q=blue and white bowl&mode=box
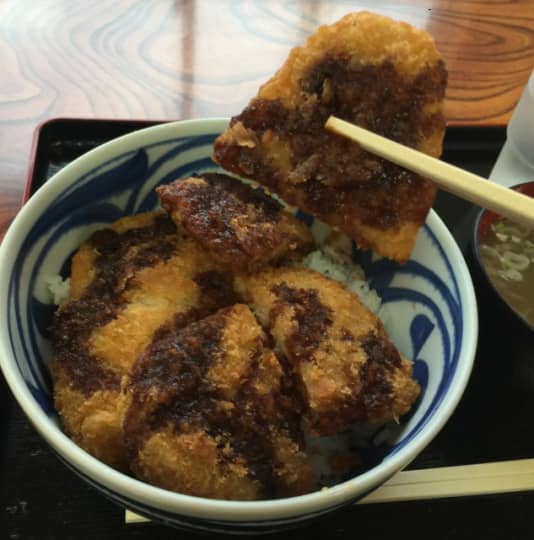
[0,118,478,534]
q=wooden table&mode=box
[1,0,534,236]
[1,1,534,538]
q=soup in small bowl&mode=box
[474,181,534,331]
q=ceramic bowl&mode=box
[473,181,534,332]
[0,118,478,534]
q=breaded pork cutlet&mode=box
[235,267,420,435]
[124,304,313,500]
[51,212,237,469]
[157,173,314,273]
[213,12,447,263]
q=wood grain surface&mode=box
[1,3,534,538]
[1,0,533,235]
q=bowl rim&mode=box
[0,117,479,522]
[472,180,534,333]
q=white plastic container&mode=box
[489,71,534,187]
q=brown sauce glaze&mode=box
[157,173,313,272]
[203,173,282,220]
[193,270,241,311]
[348,331,402,420]
[52,215,179,396]
[304,331,403,431]
[216,57,446,229]
[218,345,277,494]
[126,307,303,497]
[270,283,333,361]
[361,332,402,369]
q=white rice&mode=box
[46,275,70,306]
[302,231,382,314]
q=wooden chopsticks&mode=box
[325,116,534,229]
[125,458,534,523]
[360,458,534,504]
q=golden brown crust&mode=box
[52,173,422,496]
[234,267,420,434]
[136,429,261,500]
[51,212,236,469]
[258,11,443,118]
[69,212,163,300]
[125,304,313,499]
[157,173,314,273]
[87,238,225,375]
[213,11,447,262]
[51,363,131,470]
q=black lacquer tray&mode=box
[2,118,534,539]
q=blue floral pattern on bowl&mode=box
[0,119,477,533]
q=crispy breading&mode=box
[213,11,447,262]
[124,304,313,499]
[69,211,162,301]
[51,212,236,469]
[234,267,420,435]
[157,173,314,273]
[51,364,131,470]
[52,161,424,494]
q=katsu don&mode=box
[50,9,438,491]
[213,11,447,263]
[234,267,420,435]
[157,173,314,273]
[51,212,237,469]
[124,304,314,499]
[50,191,421,496]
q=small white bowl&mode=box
[473,181,534,333]
[0,118,478,534]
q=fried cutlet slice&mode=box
[234,267,420,435]
[213,12,447,263]
[124,304,314,500]
[157,173,314,273]
[51,212,237,469]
